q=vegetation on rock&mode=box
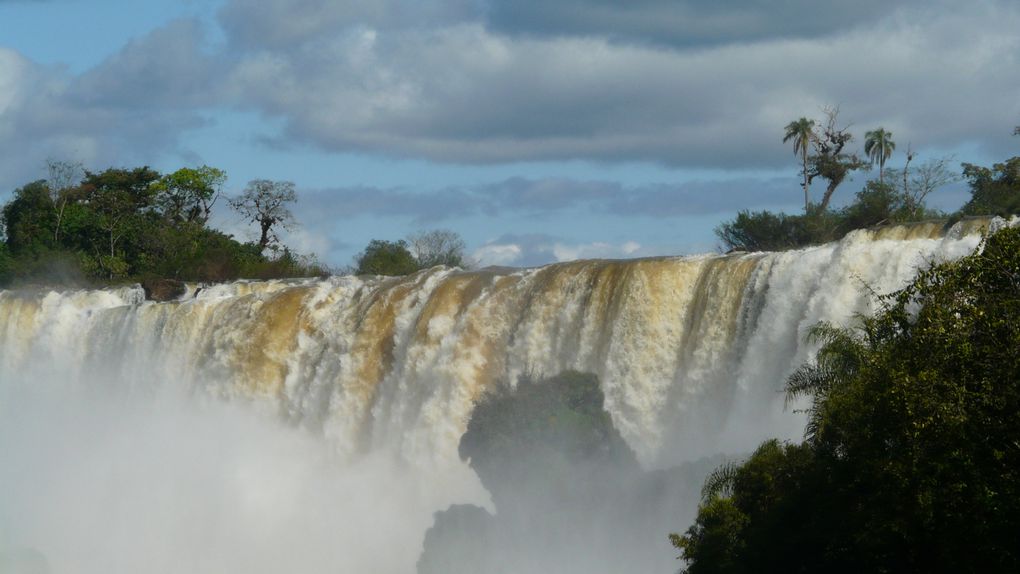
[673,225,1020,573]
[420,371,720,574]
[0,165,325,288]
[353,230,471,276]
[716,119,1015,252]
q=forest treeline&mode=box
[674,121,1020,572]
[672,223,1020,573]
[716,115,1020,252]
[0,164,328,288]
[0,161,476,287]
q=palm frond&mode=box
[701,461,740,502]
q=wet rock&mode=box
[141,278,185,302]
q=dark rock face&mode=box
[141,278,186,302]
[418,371,721,574]
[417,505,496,574]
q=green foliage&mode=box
[420,371,694,574]
[459,370,638,499]
[837,180,905,231]
[80,167,161,221]
[714,208,841,252]
[674,226,1020,573]
[959,157,1020,216]
[783,118,815,159]
[1,165,323,288]
[669,497,747,574]
[864,128,895,183]
[0,243,14,285]
[716,179,947,252]
[2,181,57,256]
[354,239,420,276]
[803,107,869,211]
[408,229,469,268]
[152,165,226,225]
[784,117,816,211]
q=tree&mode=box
[354,239,419,276]
[673,226,1020,573]
[806,106,868,211]
[407,229,469,268]
[715,210,802,252]
[959,156,1020,216]
[153,166,226,225]
[864,128,895,184]
[2,180,56,255]
[714,208,840,252]
[783,118,816,212]
[78,167,160,277]
[45,159,84,243]
[1,165,329,287]
[229,179,297,254]
[885,154,958,217]
[837,180,903,231]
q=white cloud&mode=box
[212,0,1020,167]
[621,241,641,255]
[552,241,644,262]
[278,227,334,261]
[474,234,649,267]
[2,0,1019,192]
[0,49,27,115]
[473,243,523,267]
[0,21,216,191]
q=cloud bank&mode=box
[1,0,1018,191]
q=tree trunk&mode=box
[802,147,810,212]
[258,220,272,254]
[819,181,840,212]
[54,198,67,243]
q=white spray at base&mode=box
[0,218,1006,573]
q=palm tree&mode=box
[784,118,816,212]
[864,128,895,184]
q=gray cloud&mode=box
[2,0,1019,193]
[482,0,936,47]
[0,20,216,190]
[478,177,621,215]
[293,186,479,226]
[289,175,800,229]
[215,0,1020,167]
[72,19,224,108]
[218,0,479,49]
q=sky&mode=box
[1,0,1018,268]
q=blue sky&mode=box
[1,0,1018,267]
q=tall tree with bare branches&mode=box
[806,106,868,211]
[229,180,297,254]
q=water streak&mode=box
[1,219,1004,468]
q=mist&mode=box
[0,221,995,573]
[0,380,488,574]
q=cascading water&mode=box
[0,217,1004,573]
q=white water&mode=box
[0,218,1003,573]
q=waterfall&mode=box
[0,218,1003,574]
[0,219,998,466]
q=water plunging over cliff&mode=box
[0,218,1004,573]
[1,218,1000,465]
